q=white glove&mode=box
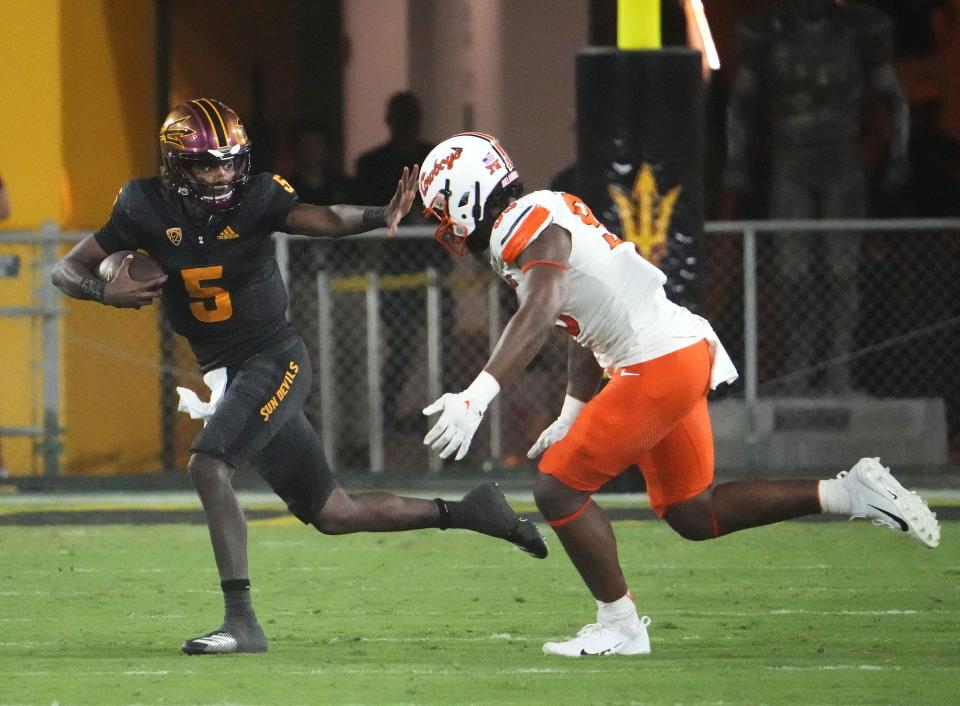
[423,372,500,461]
[526,394,587,459]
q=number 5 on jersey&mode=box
[182,265,233,322]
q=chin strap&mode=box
[472,181,482,225]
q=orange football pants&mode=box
[539,339,714,517]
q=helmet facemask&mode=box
[163,147,251,213]
[423,179,482,256]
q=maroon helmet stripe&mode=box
[199,98,231,146]
[190,99,227,148]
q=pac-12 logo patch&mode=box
[166,227,183,246]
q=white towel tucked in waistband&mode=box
[705,331,739,390]
[176,367,228,424]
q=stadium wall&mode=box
[0,0,162,476]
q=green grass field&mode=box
[1,505,957,706]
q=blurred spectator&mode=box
[287,120,352,205]
[901,0,960,217]
[353,92,448,430]
[353,92,432,217]
[723,0,909,396]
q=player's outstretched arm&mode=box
[483,226,572,385]
[284,164,420,239]
[51,235,166,308]
[423,225,572,461]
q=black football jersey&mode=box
[94,173,300,371]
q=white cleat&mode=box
[181,630,240,655]
[839,457,941,548]
[543,617,652,657]
[180,622,268,655]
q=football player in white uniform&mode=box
[418,133,941,657]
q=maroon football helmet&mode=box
[159,98,252,212]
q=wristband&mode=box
[464,371,501,409]
[80,277,105,303]
[362,206,387,228]
[558,394,586,423]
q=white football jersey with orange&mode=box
[488,190,738,389]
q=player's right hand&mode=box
[422,391,486,461]
[103,254,167,309]
[526,417,574,459]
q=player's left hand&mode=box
[526,417,574,459]
[527,394,586,458]
[385,164,421,237]
[422,391,486,460]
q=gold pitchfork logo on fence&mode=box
[608,163,682,266]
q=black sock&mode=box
[435,498,452,530]
[221,579,256,623]
[435,498,509,537]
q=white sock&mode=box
[596,593,641,630]
[818,478,852,514]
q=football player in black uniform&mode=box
[51,98,547,655]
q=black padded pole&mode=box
[575,47,704,309]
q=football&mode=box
[97,250,165,282]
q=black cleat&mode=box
[181,622,268,655]
[504,515,550,559]
[460,483,548,559]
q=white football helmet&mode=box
[419,132,519,255]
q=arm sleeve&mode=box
[92,183,143,253]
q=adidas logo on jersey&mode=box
[218,226,240,240]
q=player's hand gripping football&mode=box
[104,254,167,309]
[384,164,421,236]
[422,391,487,461]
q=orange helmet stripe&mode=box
[459,132,514,170]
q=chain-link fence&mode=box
[2,219,959,480]
[702,219,960,471]
[278,229,568,478]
